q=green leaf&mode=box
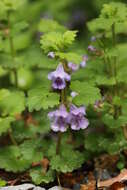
[71,81,101,106]
[55,52,82,64]
[0,146,30,172]
[0,116,15,136]
[0,0,27,11]
[101,3,127,23]
[40,30,77,53]
[63,30,77,46]
[20,139,43,163]
[0,178,7,187]
[85,134,99,152]
[0,54,23,69]
[96,75,116,86]
[88,18,113,33]
[38,19,65,33]
[50,149,84,173]
[30,168,55,184]
[88,2,127,33]
[10,21,29,37]
[40,32,64,53]
[3,32,32,52]
[0,89,25,116]
[27,86,59,111]
[102,114,127,129]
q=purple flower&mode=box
[88,45,96,52]
[48,64,71,90]
[68,104,89,130]
[47,51,55,59]
[68,62,79,72]
[71,91,78,98]
[48,104,68,132]
[80,55,88,68]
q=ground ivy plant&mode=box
[0,0,127,186]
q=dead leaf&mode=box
[98,169,127,188]
[41,158,50,174]
[80,172,96,190]
[109,182,124,190]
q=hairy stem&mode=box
[55,62,68,155]
[7,12,18,146]
[8,129,18,146]
[56,132,62,155]
[7,12,18,87]
[112,23,120,119]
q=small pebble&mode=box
[48,186,62,190]
[100,169,111,180]
[82,176,89,184]
[0,184,45,190]
[73,183,81,190]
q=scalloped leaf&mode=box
[71,81,101,106]
[102,114,127,129]
[40,30,77,53]
[0,89,25,116]
[20,139,43,163]
[55,52,82,64]
[0,146,30,172]
[88,2,127,33]
[30,168,55,184]
[27,87,59,112]
[50,149,84,173]
[0,116,15,136]
[38,19,65,33]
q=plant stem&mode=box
[7,12,18,87]
[8,129,18,146]
[56,132,62,155]
[112,23,120,119]
[56,173,61,187]
[7,12,18,146]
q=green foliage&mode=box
[0,116,14,136]
[38,19,65,33]
[0,178,7,187]
[88,2,127,33]
[0,0,127,185]
[102,114,127,129]
[50,145,85,173]
[56,52,82,64]
[71,81,101,106]
[0,89,25,116]
[50,150,84,173]
[27,86,59,111]
[30,168,55,185]
[40,30,77,53]
[0,139,44,172]
[0,146,30,172]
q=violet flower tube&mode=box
[48,64,71,90]
[48,104,69,132]
[68,104,89,130]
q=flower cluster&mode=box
[48,104,89,132]
[47,59,89,132]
